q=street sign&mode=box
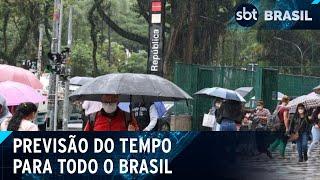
[148,0,165,77]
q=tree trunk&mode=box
[163,1,187,78]
[88,5,99,76]
[2,7,10,53]
[184,0,197,64]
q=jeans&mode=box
[220,119,237,131]
[308,126,320,155]
[296,132,308,159]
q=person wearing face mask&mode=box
[209,98,222,131]
[253,101,271,131]
[83,94,138,131]
[1,102,38,131]
[240,110,253,131]
[308,107,320,157]
[289,103,311,162]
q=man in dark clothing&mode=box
[132,102,159,131]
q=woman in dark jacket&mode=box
[218,100,242,131]
[290,103,312,162]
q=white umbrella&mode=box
[251,92,285,101]
[235,87,253,98]
[313,84,320,94]
[195,87,246,102]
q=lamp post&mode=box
[274,37,320,94]
[274,37,303,76]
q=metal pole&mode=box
[274,37,303,94]
[53,0,63,131]
[62,6,73,131]
[54,75,59,131]
[108,24,111,67]
[58,0,63,54]
[48,0,60,131]
[37,24,44,79]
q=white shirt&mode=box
[144,104,159,131]
[1,119,39,131]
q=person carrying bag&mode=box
[288,103,311,162]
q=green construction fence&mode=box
[173,62,320,131]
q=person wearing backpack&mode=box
[83,95,138,131]
[268,96,290,158]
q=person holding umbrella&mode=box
[217,100,243,131]
[194,87,245,131]
[208,98,222,131]
[83,94,139,131]
[70,73,192,131]
[0,95,12,125]
[289,103,311,162]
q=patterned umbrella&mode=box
[0,64,43,89]
[287,92,320,113]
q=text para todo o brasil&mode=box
[12,135,173,175]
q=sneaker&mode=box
[307,151,311,157]
[298,158,303,162]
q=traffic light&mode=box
[47,47,71,76]
[22,59,37,72]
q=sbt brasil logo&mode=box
[235,3,313,27]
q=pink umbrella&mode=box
[0,81,47,106]
[0,64,43,89]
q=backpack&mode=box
[87,111,131,131]
[267,107,281,131]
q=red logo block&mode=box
[152,1,162,12]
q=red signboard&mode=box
[152,1,162,12]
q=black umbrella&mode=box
[69,73,192,103]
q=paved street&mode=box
[236,142,320,180]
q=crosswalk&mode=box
[237,142,320,180]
